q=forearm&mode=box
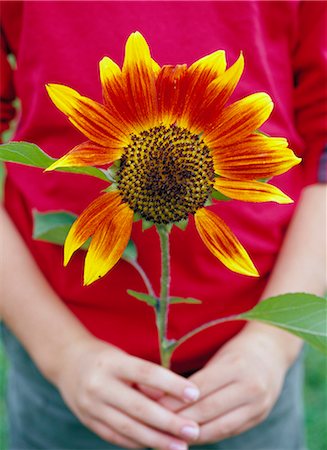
[241,183,326,365]
[0,205,93,382]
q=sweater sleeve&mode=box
[292,1,327,185]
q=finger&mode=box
[103,380,200,442]
[159,394,185,411]
[198,404,264,443]
[178,381,251,424]
[187,359,238,399]
[137,383,165,400]
[86,417,142,448]
[159,362,238,414]
[118,355,200,403]
[97,403,191,450]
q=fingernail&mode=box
[169,442,188,450]
[183,386,200,402]
[181,424,200,440]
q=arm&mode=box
[160,183,326,443]
[0,205,202,449]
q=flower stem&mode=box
[156,225,172,368]
[128,258,155,297]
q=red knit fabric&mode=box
[1,1,326,373]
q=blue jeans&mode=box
[1,324,306,450]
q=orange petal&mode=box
[122,32,158,128]
[195,208,259,277]
[84,201,133,285]
[178,50,226,129]
[205,92,273,147]
[46,140,123,170]
[156,64,187,125]
[46,84,129,147]
[212,133,301,180]
[214,178,293,204]
[64,191,123,266]
[191,53,244,133]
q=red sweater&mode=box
[1,1,326,373]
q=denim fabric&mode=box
[1,324,306,450]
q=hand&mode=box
[54,335,201,449]
[159,324,301,444]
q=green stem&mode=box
[173,314,240,351]
[156,225,172,368]
[127,258,155,297]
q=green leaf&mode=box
[33,210,76,246]
[122,240,138,261]
[105,160,120,180]
[127,290,157,306]
[211,189,231,201]
[133,213,142,223]
[0,142,109,181]
[170,296,202,305]
[142,219,154,231]
[174,218,189,231]
[240,293,327,355]
[0,162,6,202]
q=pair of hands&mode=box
[55,325,293,450]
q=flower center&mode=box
[117,124,215,224]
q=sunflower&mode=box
[46,32,300,285]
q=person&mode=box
[0,1,326,449]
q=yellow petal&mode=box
[214,178,293,204]
[212,133,301,179]
[46,84,129,146]
[195,208,259,277]
[84,201,133,285]
[122,32,158,127]
[151,58,161,75]
[189,50,227,76]
[205,92,274,147]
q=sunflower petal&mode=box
[64,191,122,265]
[214,178,293,204]
[156,64,188,124]
[46,140,123,171]
[212,133,301,179]
[151,58,161,75]
[99,56,138,132]
[192,53,244,133]
[46,84,128,146]
[195,208,259,277]
[122,32,158,127]
[179,50,226,128]
[190,50,227,74]
[84,201,133,285]
[205,92,274,147]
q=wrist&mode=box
[38,326,95,385]
[240,322,303,369]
